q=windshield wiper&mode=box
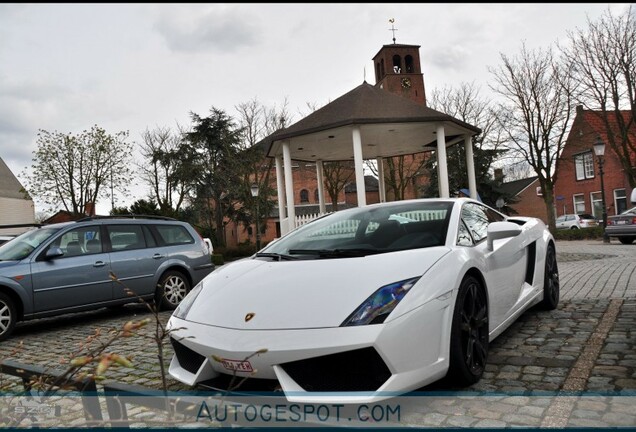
[288,248,381,258]
[254,252,298,261]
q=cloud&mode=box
[154,5,260,53]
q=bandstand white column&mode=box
[436,125,450,198]
[275,155,287,233]
[376,157,386,203]
[352,126,367,206]
[464,134,478,200]
[316,160,326,214]
[282,141,295,233]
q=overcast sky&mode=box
[0,3,629,215]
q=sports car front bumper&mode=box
[167,298,453,403]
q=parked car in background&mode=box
[555,213,598,229]
[203,237,213,255]
[168,198,559,403]
[606,207,636,244]
[0,216,215,341]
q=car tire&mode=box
[0,292,17,341]
[156,271,190,311]
[570,226,579,230]
[618,237,634,245]
[539,243,560,310]
[447,275,489,386]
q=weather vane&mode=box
[389,18,398,44]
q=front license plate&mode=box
[220,358,253,372]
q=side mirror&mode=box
[631,188,636,204]
[45,246,64,259]
[487,221,522,251]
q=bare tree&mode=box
[137,125,192,215]
[323,161,355,210]
[235,98,291,238]
[489,43,575,230]
[561,6,636,187]
[425,82,508,205]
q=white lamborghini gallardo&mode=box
[167,198,559,403]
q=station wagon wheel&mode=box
[540,243,560,310]
[0,292,17,341]
[447,275,488,386]
[156,271,190,310]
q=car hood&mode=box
[183,247,450,330]
[0,261,19,269]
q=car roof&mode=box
[43,215,185,230]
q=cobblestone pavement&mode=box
[0,239,634,428]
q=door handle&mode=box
[153,254,165,259]
[93,261,106,267]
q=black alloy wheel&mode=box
[540,243,560,310]
[447,276,489,386]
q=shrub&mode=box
[552,226,604,240]
[211,254,224,266]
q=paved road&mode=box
[0,239,633,427]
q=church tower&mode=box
[372,43,426,106]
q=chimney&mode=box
[576,104,584,115]
[494,168,504,184]
[85,202,96,216]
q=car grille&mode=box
[280,347,391,392]
[170,337,206,374]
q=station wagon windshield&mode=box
[0,227,61,261]
[261,201,453,259]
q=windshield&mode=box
[262,201,453,259]
[620,207,636,215]
[0,227,61,261]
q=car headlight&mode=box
[341,277,421,326]
[173,282,204,319]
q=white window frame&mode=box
[614,189,627,215]
[574,152,595,180]
[590,191,602,219]
[573,194,585,214]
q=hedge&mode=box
[552,226,604,240]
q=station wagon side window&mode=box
[48,226,103,258]
[153,225,194,246]
[107,225,146,251]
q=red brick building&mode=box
[554,106,634,220]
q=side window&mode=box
[154,225,194,246]
[461,203,489,243]
[50,226,102,258]
[457,220,474,246]
[107,225,146,251]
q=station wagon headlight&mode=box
[341,277,421,326]
[173,282,203,319]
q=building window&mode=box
[574,152,595,180]
[590,192,602,219]
[615,189,627,215]
[392,55,402,73]
[405,55,414,73]
[573,194,585,214]
[300,189,309,203]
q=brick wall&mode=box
[554,108,632,219]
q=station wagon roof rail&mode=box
[75,215,177,222]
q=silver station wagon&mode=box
[0,216,215,340]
